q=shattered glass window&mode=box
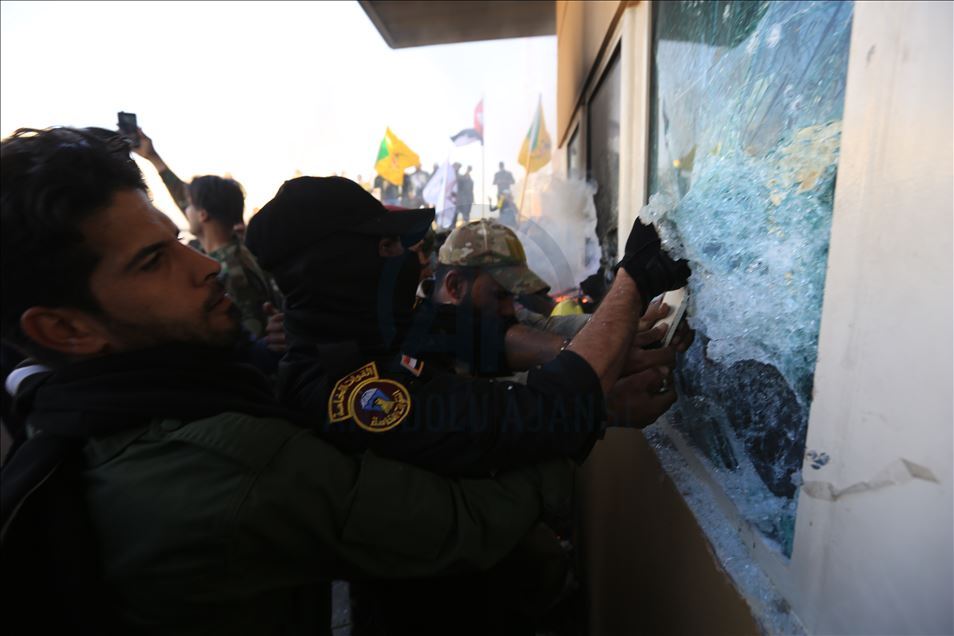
[645,0,854,556]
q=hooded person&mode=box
[245,176,690,634]
[245,176,618,477]
[246,177,601,633]
[246,177,429,356]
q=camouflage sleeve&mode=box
[218,244,283,338]
[221,259,266,337]
[541,314,591,339]
[159,168,190,214]
[515,307,590,340]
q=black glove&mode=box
[615,218,691,304]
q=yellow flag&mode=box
[375,128,420,186]
[517,99,552,174]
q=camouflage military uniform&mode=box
[159,167,191,213]
[208,238,282,338]
[158,168,282,338]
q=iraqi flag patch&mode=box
[400,354,424,377]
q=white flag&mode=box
[423,161,458,228]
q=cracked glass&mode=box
[646,0,854,556]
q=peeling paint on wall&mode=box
[801,459,940,502]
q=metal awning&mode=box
[358,0,555,49]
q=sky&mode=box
[0,0,556,227]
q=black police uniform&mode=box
[279,299,607,477]
[279,300,600,636]
[246,177,611,634]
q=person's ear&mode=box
[444,270,467,302]
[198,208,210,223]
[19,307,109,358]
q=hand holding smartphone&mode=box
[117,111,140,149]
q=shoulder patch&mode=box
[351,378,411,433]
[329,362,378,422]
[328,362,412,433]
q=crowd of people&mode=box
[0,124,692,635]
[363,159,520,230]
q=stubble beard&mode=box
[100,303,243,353]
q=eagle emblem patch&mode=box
[328,362,412,433]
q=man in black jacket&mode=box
[245,176,691,633]
[247,176,690,477]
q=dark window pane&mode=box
[588,48,622,273]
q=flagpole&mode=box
[517,95,541,222]
[439,157,448,228]
[518,142,531,221]
[480,94,485,217]
[517,100,536,222]
[481,149,486,220]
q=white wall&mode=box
[789,2,954,634]
[616,3,650,255]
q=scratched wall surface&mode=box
[645,0,854,556]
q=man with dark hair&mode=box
[0,127,576,634]
[186,174,245,238]
[133,129,281,339]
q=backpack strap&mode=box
[1,431,117,634]
[1,430,76,539]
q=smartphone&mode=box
[654,287,689,347]
[117,112,140,148]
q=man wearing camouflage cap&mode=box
[430,219,592,371]
[436,218,549,304]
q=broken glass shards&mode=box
[647,0,854,556]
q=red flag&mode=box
[474,99,484,140]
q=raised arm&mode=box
[564,269,643,394]
[567,218,691,394]
[132,128,190,216]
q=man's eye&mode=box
[141,253,163,271]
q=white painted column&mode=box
[789,2,954,633]
[616,1,652,254]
